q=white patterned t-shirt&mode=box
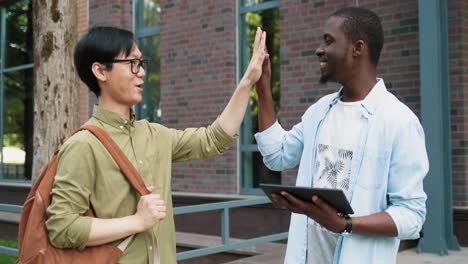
[307,99,363,264]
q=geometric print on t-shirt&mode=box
[314,144,353,191]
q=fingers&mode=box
[311,195,337,214]
[139,194,166,216]
[259,30,266,53]
[280,192,321,216]
[147,186,155,193]
[253,27,262,52]
[241,27,267,85]
[253,27,266,55]
[261,54,270,72]
[281,191,304,205]
[272,193,292,210]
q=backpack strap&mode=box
[72,125,150,196]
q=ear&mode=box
[91,62,108,82]
[352,40,365,57]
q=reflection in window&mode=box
[135,0,161,122]
[142,0,160,28]
[241,0,275,8]
[0,0,33,180]
[2,69,33,180]
[4,0,33,68]
[138,35,161,122]
[244,8,281,142]
[240,2,280,191]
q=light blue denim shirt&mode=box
[255,79,429,264]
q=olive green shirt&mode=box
[45,105,236,264]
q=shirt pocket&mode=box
[356,146,390,190]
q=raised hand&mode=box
[256,48,271,93]
[241,27,267,86]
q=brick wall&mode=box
[279,0,422,185]
[83,0,468,200]
[448,0,468,207]
[77,0,89,125]
[87,0,134,117]
[159,0,238,193]
[89,0,133,30]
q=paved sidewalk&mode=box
[225,245,468,264]
[397,247,468,264]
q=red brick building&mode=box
[0,0,467,252]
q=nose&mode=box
[137,65,146,78]
[316,45,325,57]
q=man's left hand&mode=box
[272,192,346,233]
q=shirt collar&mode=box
[92,105,135,128]
[331,78,387,116]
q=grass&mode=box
[0,240,18,264]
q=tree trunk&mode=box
[32,0,79,181]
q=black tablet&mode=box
[260,183,354,215]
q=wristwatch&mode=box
[341,214,353,235]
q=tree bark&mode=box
[32,0,79,181]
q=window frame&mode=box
[237,0,279,195]
[0,4,34,183]
[133,0,161,121]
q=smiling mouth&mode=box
[319,62,327,71]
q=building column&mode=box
[417,0,460,255]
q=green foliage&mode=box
[142,0,160,27]
[138,35,161,123]
[244,7,281,137]
[1,0,33,179]
[136,0,161,123]
[2,0,32,148]
[4,0,32,67]
[0,240,18,264]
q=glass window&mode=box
[137,35,161,122]
[135,0,161,122]
[4,0,33,68]
[241,0,275,7]
[239,0,280,194]
[2,69,33,180]
[142,0,160,28]
[0,0,33,181]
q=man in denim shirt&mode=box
[254,7,428,264]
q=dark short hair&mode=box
[331,7,384,66]
[74,26,135,96]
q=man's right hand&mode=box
[256,51,271,94]
[253,45,276,132]
[135,189,166,231]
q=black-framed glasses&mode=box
[106,58,147,74]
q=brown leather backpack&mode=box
[17,125,150,264]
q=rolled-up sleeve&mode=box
[171,120,237,162]
[45,137,95,250]
[254,121,304,171]
[385,118,429,240]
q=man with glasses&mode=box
[106,58,147,75]
[45,26,268,264]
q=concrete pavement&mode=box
[224,245,468,264]
[397,247,468,264]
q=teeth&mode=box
[320,62,326,67]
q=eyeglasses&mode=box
[106,58,147,74]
